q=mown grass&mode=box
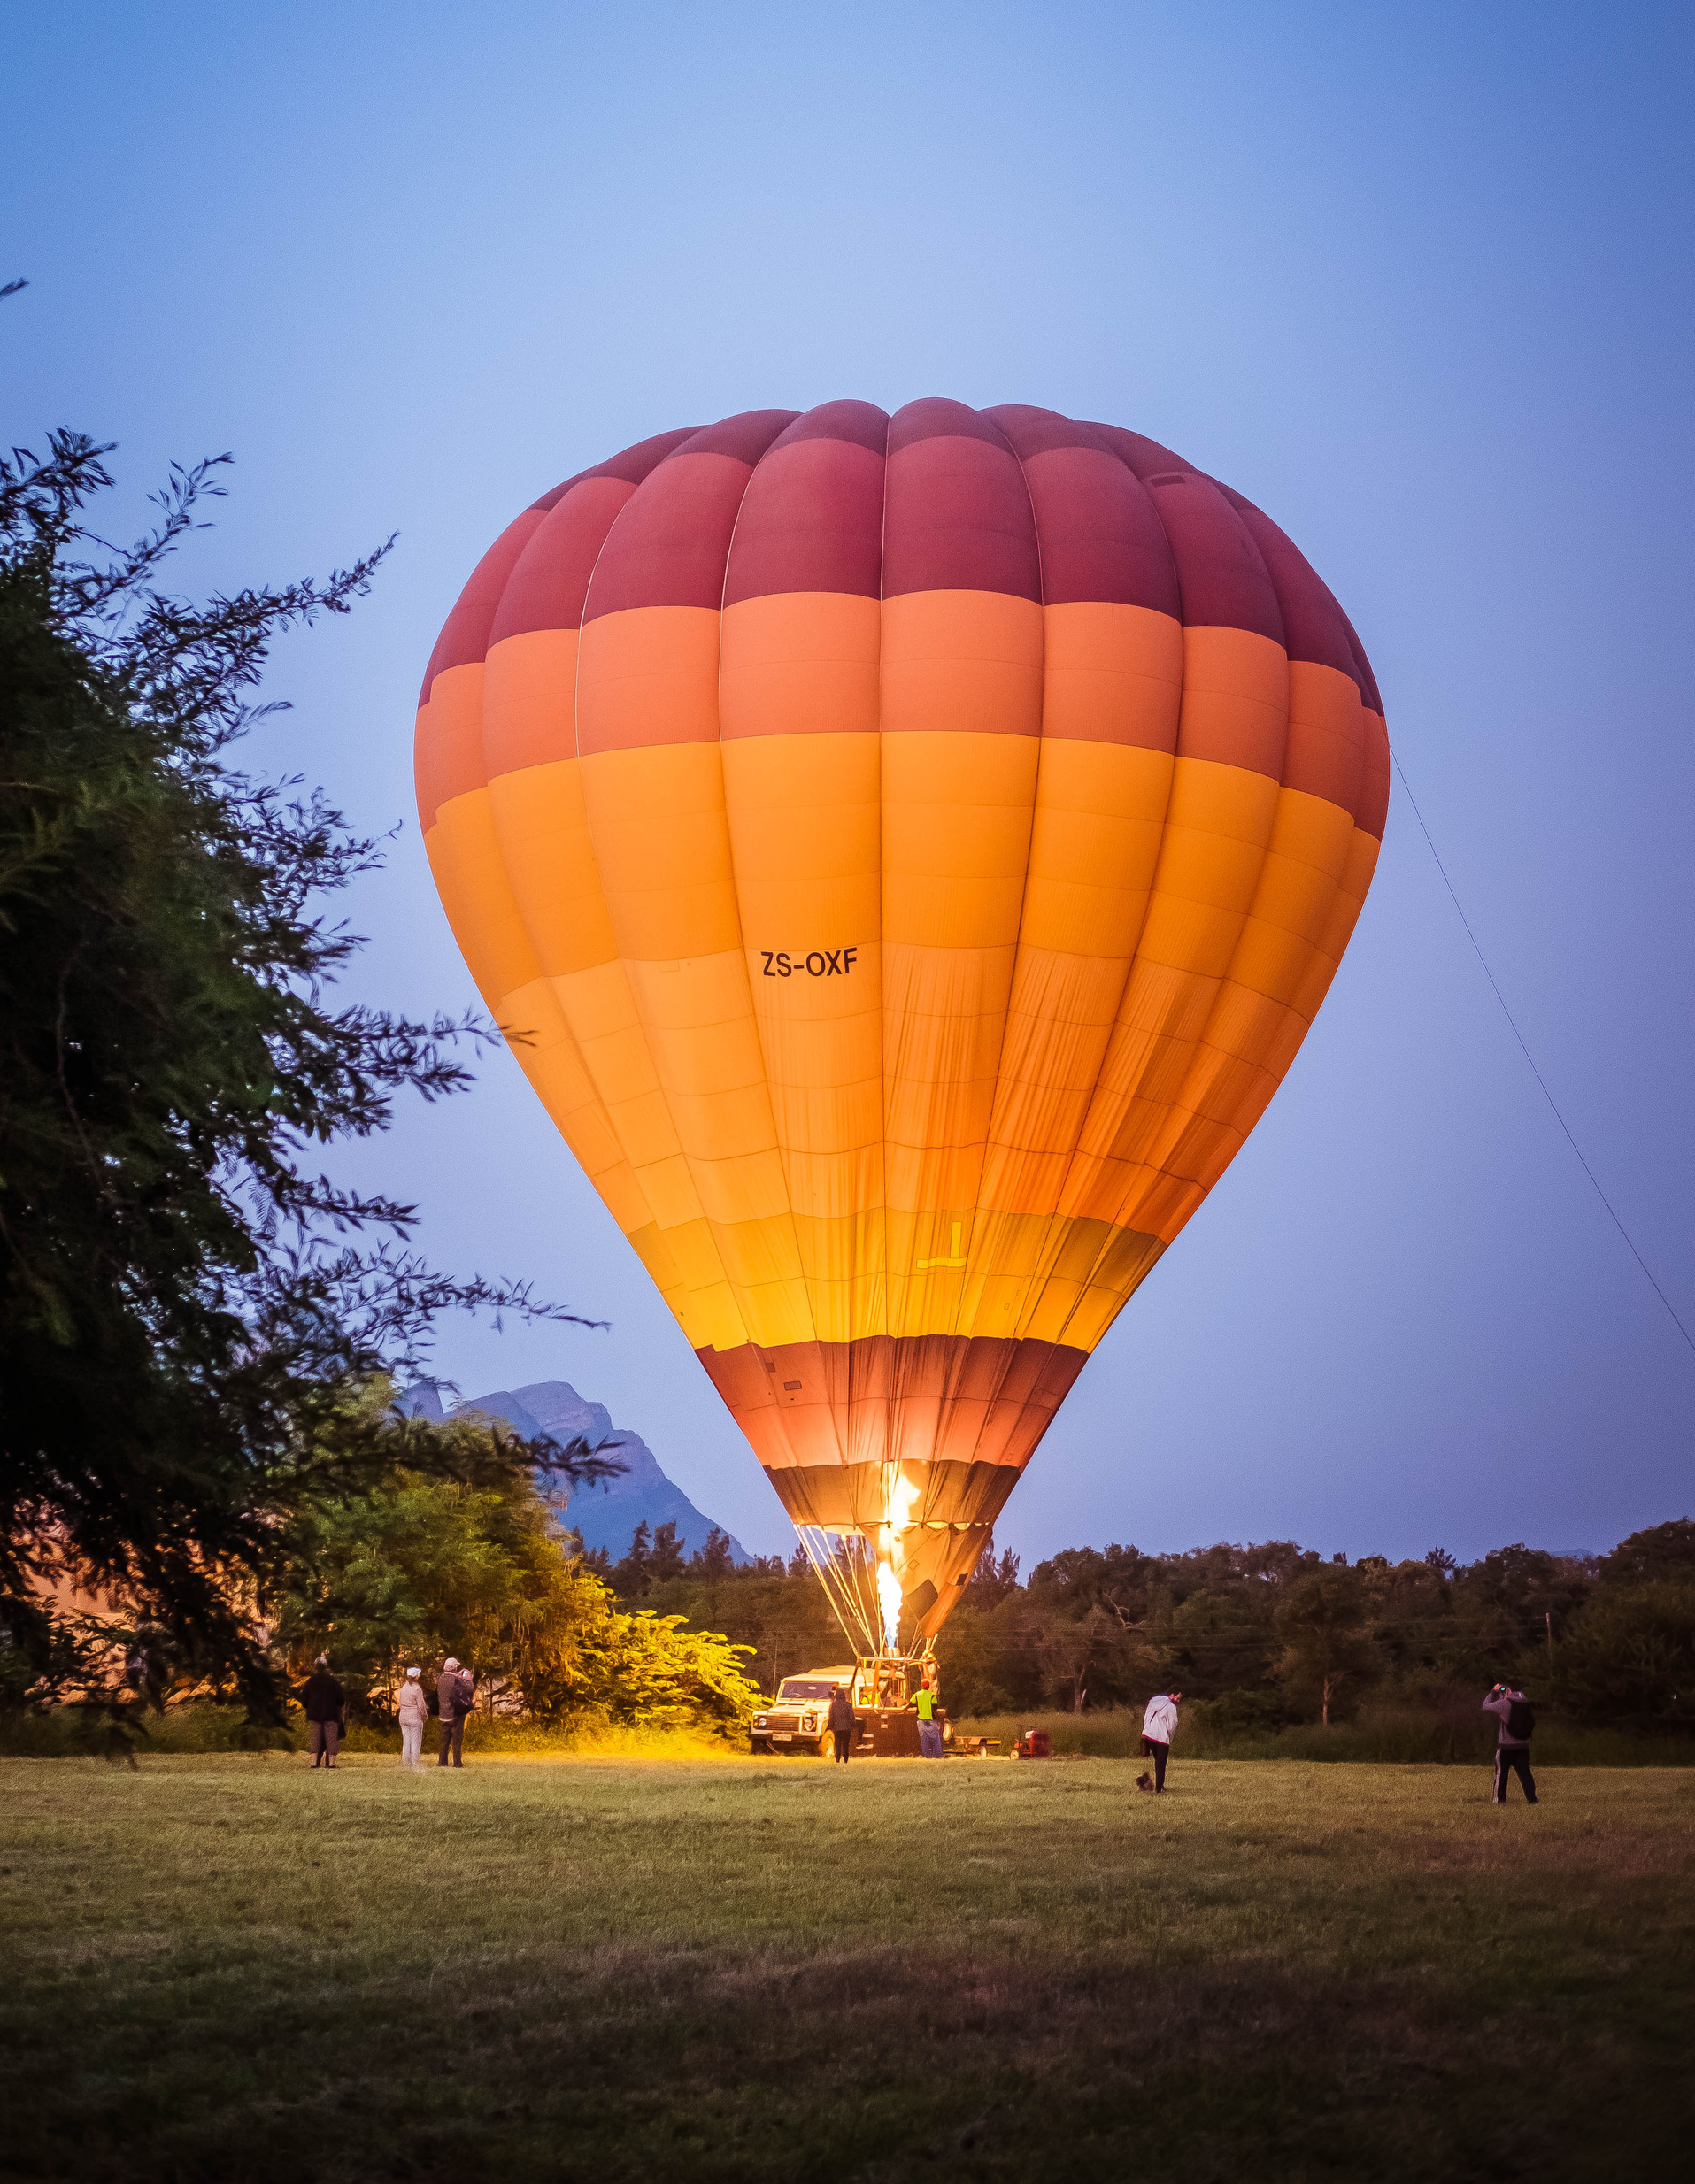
[0,1706,743,1762]
[4,1749,1691,2181]
[957,1705,1694,1767]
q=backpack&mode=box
[1506,1697,1536,1740]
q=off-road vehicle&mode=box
[749,1661,951,1757]
[749,1668,853,1757]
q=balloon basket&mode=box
[850,1651,934,1712]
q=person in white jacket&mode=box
[397,1665,429,1769]
[1140,1688,1182,1793]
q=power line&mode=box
[1391,747,1695,1361]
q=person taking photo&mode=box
[1482,1682,1538,1804]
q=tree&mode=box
[1160,1588,1276,1699]
[649,1520,686,1584]
[0,430,601,1719]
[1359,1557,1455,1690]
[966,1540,1021,1603]
[612,1523,653,1596]
[270,1402,592,1713]
[1549,1582,1695,1734]
[1598,1520,1695,1590]
[268,1404,759,1737]
[1445,1544,1591,1683]
[1027,1603,1125,1713]
[690,1526,735,1577]
[1274,1566,1382,1726]
[639,1563,840,1696]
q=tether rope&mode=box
[1392,746,1695,1359]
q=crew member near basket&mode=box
[913,1673,944,1758]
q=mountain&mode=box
[395,1379,749,1564]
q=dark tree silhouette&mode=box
[0,430,605,1719]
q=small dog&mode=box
[1134,1770,1155,1793]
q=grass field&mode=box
[5,1750,1691,2182]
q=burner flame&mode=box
[876,1560,902,1654]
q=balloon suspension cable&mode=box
[793,1527,926,1665]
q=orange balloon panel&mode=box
[415,403,1388,1642]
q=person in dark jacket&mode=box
[827,1682,855,1764]
[436,1657,473,1767]
[1482,1683,1538,1803]
[302,1656,343,1769]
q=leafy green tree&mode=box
[0,430,595,1718]
[271,1411,588,1712]
[271,1415,759,1736]
[641,1565,840,1696]
[1274,1565,1382,1726]
[1160,1588,1276,1698]
[597,1608,762,1737]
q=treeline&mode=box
[604,1518,1695,1734]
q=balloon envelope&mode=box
[415,402,1387,1645]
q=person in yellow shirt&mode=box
[913,1673,944,1759]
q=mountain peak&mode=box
[391,1376,747,1563]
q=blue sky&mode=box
[8,3,1692,1564]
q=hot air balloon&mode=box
[414,401,1387,1683]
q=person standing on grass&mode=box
[397,1665,429,1770]
[827,1680,855,1764]
[436,1657,473,1768]
[913,1673,944,1758]
[1139,1688,1181,1793]
[1482,1682,1538,1804]
[303,1655,343,1770]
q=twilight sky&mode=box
[7,2,1691,1564]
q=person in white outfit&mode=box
[1139,1688,1182,1793]
[397,1664,429,1769]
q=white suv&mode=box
[749,1669,856,1757]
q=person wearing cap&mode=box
[912,1673,944,1758]
[397,1664,429,1769]
[302,1655,344,1770]
[435,1657,474,1768]
[1139,1688,1182,1793]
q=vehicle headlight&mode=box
[802,1712,817,1732]
[753,1714,767,1727]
